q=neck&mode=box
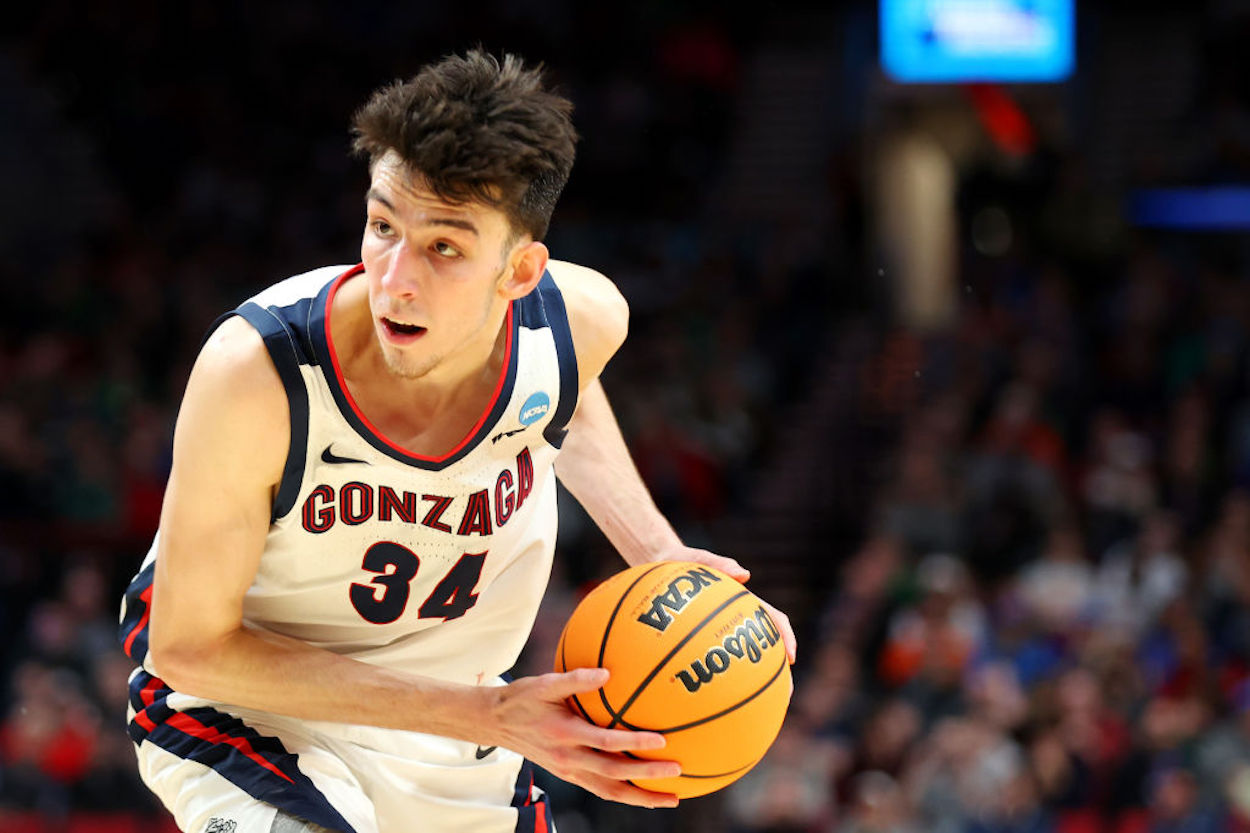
[334,282,512,429]
[384,311,511,421]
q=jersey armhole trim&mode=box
[233,303,310,522]
[534,276,579,449]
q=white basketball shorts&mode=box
[126,669,554,833]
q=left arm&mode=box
[548,260,796,663]
[557,378,728,570]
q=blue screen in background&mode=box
[881,0,1074,83]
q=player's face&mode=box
[361,153,520,380]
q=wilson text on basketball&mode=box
[675,606,781,693]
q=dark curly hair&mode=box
[351,50,578,242]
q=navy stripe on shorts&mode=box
[128,671,356,833]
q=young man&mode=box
[118,51,795,833]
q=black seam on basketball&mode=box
[675,759,758,779]
[615,650,788,734]
[568,691,595,724]
[606,589,751,729]
[596,563,671,721]
[628,755,758,780]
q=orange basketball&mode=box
[554,561,791,799]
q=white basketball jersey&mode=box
[121,263,579,688]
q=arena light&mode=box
[881,0,1075,83]
[1130,187,1250,230]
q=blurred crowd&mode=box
[723,214,1250,831]
[714,87,1250,833]
[4,2,1250,833]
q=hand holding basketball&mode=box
[555,561,793,799]
[484,668,682,808]
[647,547,798,664]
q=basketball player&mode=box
[118,50,795,833]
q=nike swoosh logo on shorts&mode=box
[475,745,497,759]
[321,445,367,465]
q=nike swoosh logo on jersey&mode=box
[474,745,497,759]
[490,427,527,444]
[321,445,368,465]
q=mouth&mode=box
[380,316,427,343]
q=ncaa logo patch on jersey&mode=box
[518,392,550,426]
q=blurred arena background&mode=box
[3,1,1250,831]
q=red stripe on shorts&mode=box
[166,712,295,784]
[122,583,154,656]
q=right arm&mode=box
[147,315,680,807]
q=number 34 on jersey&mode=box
[297,448,535,627]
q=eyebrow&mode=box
[366,188,480,237]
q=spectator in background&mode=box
[1147,767,1226,833]
[0,661,100,815]
[1014,520,1097,641]
[1161,388,1216,536]
[836,698,923,807]
[964,661,1029,735]
[1048,666,1134,813]
[877,427,965,560]
[792,640,870,744]
[962,381,1067,583]
[837,770,918,833]
[1026,721,1093,813]
[1080,408,1158,556]
[877,553,987,703]
[902,716,1025,833]
[965,769,1054,833]
[1093,508,1188,642]
[1194,680,1250,813]
[1225,764,1250,833]
[817,534,907,650]
[725,718,841,833]
[1199,489,1250,662]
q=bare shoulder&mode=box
[191,315,285,407]
[545,259,629,386]
[175,314,289,487]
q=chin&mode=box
[381,348,437,380]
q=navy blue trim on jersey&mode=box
[234,301,314,522]
[309,272,522,471]
[513,801,549,833]
[128,672,356,833]
[516,273,579,449]
[510,758,551,833]
[119,560,155,664]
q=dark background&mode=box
[2,1,1250,831]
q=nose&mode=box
[379,240,422,299]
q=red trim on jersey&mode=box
[122,583,154,657]
[322,267,515,463]
[166,712,295,784]
[133,710,157,733]
[140,676,162,708]
[535,801,548,833]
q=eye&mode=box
[433,241,462,258]
[369,219,394,237]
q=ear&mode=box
[499,240,549,299]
